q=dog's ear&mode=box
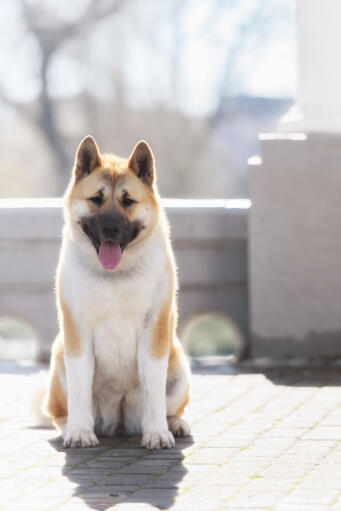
[74,136,102,181]
[128,141,155,187]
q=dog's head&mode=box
[65,136,160,270]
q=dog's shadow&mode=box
[49,433,193,510]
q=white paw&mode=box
[141,430,175,450]
[168,416,191,437]
[63,429,99,448]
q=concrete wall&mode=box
[249,133,341,358]
[0,199,249,361]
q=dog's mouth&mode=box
[81,221,142,271]
[81,223,122,270]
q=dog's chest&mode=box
[93,311,140,389]
[90,279,155,390]
[62,236,166,389]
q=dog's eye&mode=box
[122,196,135,208]
[89,195,103,206]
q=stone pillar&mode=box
[281,0,341,133]
[249,0,341,360]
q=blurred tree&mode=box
[0,0,129,192]
[0,0,293,198]
[210,0,290,122]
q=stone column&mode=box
[281,0,341,133]
[249,0,341,360]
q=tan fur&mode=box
[66,156,157,210]
[167,337,190,417]
[58,297,81,357]
[168,340,182,376]
[44,337,67,423]
[64,157,159,248]
[151,257,175,359]
[175,388,190,417]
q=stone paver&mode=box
[1,362,341,510]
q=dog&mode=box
[42,136,191,450]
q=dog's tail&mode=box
[30,371,53,427]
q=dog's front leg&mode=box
[63,342,99,448]
[138,335,175,450]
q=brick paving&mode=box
[2,362,341,510]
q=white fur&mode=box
[59,212,188,449]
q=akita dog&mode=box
[43,136,191,449]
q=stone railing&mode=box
[0,198,250,361]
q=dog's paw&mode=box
[167,416,191,437]
[63,429,99,448]
[141,430,175,450]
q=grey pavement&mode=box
[2,361,341,510]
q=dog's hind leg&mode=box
[166,385,191,438]
[43,336,68,433]
[166,339,191,438]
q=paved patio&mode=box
[2,362,341,511]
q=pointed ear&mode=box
[128,141,155,187]
[74,136,101,181]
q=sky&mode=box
[0,0,296,117]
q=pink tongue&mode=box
[98,242,122,270]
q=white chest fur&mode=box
[59,228,167,392]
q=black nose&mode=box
[101,221,120,240]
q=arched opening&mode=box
[0,316,39,362]
[181,312,244,362]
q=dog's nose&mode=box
[101,222,120,239]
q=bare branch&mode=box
[0,88,36,123]
[20,0,130,56]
